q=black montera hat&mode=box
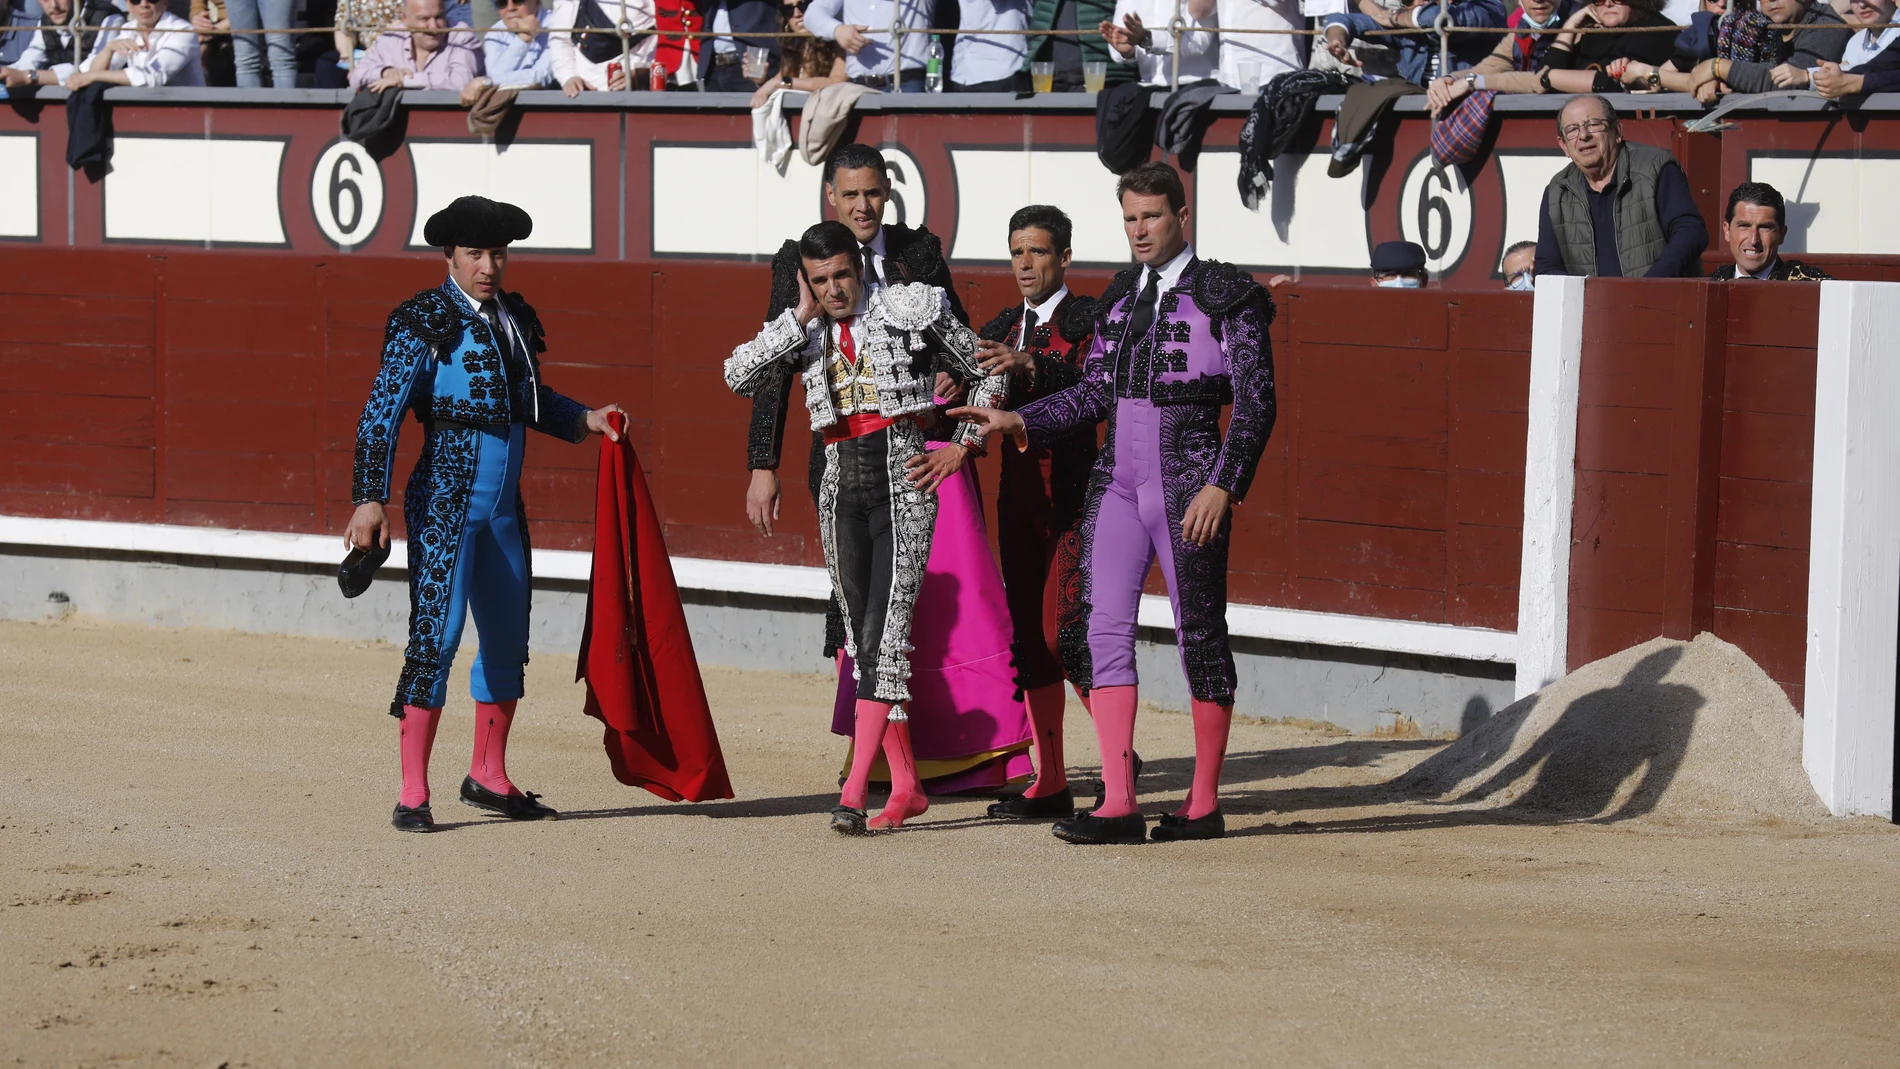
[422,195,533,250]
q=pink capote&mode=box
[831,442,1034,793]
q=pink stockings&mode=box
[839,699,929,829]
[1022,683,1071,798]
[1087,687,1233,820]
[398,704,444,809]
[396,700,521,808]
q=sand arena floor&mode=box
[4,619,1899,1067]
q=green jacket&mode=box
[1026,0,1132,81]
[1545,141,1672,278]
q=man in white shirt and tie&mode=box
[802,0,932,90]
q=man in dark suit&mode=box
[696,0,779,91]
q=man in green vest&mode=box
[1026,0,1123,90]
[1532,94,1708,279]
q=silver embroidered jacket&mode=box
[723,283,1005,452]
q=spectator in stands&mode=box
[333,0,404,73]
[1502,239,1536,289]
[1684,0,1845,101]
[66,0,207,88]
[3,0,81,87]
[1322,0,1506,86]
[1100,0,1217,87]
[1370,240,1428,287]
[1216,0,1302,90]
[803,0,930,90]
[696,0,778,91]
[1607,0,1737,95]
[951,0,1030,92]
[746,0,844,106]
[1,0,39,69]
[481,0,554,87]
[548,0,656,94]
[1029,0,1116,91]
[1534,95,1709,279]
[1424,0,1573,112]
[1710,182,1833,280]
[348,0,479,94]
[222,0,298,87]
[1813,0,1900,95]
[1432,0,1675,98]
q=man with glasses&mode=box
[1533,94,1707,279]
[480,0,555,87]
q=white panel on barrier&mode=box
[1751,156,1900,255]
[0,134,37,239]
[651,145,823,257]
[1496,152,1570,268]
[103,137,287,244]
[947,148,1127,265]
[407,141,593,251]
[1194,151,1370,271]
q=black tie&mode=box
[1123,270,1160,347]
[861,245,881,288]
[1020,308,1038,349]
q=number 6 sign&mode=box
[311,139,385,250]
[1398,153,1473,277]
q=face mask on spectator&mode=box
[1377,276,1422,289]
[1507,272,1535,291]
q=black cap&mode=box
[1370,240,1428,276]
[422,195,533,250]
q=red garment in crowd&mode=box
[578,414,733,802]
[651,0,702,77]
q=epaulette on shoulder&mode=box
[1096,266,1141,327]
[1056,293,1098,343]
[392,287,458,345]
[767,238,801,318]
[891,223,947,283]
[1192,258,1275,325]
[979,305,1023,343]
[501,290,547,353]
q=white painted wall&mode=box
[1515,274,1584,700]
[103,137,286,244]
[0,134,37,239]
[407,141,594,251]
[1803,280,1900,819]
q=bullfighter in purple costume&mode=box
[953,162,1277,845]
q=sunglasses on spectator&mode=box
[498,0,536,7]
[1559,117,1614,141]
[127,0,163,6]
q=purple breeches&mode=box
[1085,398,1186,689]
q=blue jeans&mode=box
[226,0,296,88]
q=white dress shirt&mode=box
[1216,0,1301,87]
[82,13,207,87]
[802,0,933,81]
[952,0,1030,87]
[1139,243,1195,297]
[1021,283,1070,339]
[5,22,78,83]
[1843,23,1900,71]
[546,0,656,90]
[1108,0,1217,87]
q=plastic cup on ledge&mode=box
[1083,60,1106,93]
[1032,60,1054,94]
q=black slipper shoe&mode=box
[1052,811,1147,845]
[391,803,434,832]
[987,786,1076,820]
[460,776,558,820]
[830,805,869,836]
[1150,809,1224,842]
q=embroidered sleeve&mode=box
[1031,351,1086,395]
[725,309,812,398]
[532,386,591,443]
[745,245,806,470]
[1018,331,1113,451]
[350,307,432,504]
[1207,291,1277,499]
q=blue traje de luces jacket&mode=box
[351,278,590,505]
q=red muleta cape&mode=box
[578,413,733,802]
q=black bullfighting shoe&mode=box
[459,776,559,820]
[1150,809,1225,842]
[830,805,869,836]
[391,803,434,832]
[1052,811,1147,845]
[986,786,1076,820]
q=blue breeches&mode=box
[419,423,530,708]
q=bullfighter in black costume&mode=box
[346,195,625,833]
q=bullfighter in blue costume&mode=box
[345,195,626,833]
